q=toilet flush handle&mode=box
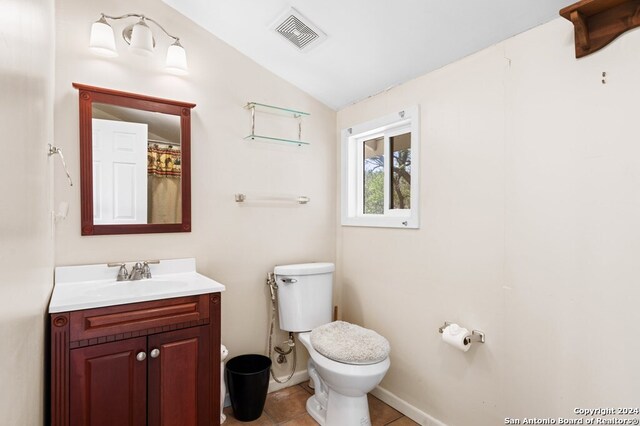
[281,277,297,284]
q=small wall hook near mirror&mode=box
[48,144,73,187]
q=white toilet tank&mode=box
[274,262,334,332]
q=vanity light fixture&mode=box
[89,13,188,75]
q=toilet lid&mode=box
[310,321,390,365]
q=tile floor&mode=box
[223,382,419,425]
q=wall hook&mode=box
[48,144,73,187]
[601,71,607,84]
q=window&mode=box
[341,106,419,228]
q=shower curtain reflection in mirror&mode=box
[147,143,181,224]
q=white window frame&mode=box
[341,106,420,229]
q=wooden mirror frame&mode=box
[73,83,195,235]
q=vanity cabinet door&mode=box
[147,326,210,426]
[70,337,147,426]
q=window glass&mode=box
[390,133,411,210]
[363,137,384,214]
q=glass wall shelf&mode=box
[244,101,310,146]
[243,134,310,145]
[246,102,310,117]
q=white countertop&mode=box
[49,258,225,313]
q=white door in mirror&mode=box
[92,118,148,224]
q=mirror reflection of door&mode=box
[92,118,148,224]
[92,103,182,225]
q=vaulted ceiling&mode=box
[162,0,576,110]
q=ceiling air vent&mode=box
[270,7,327,52]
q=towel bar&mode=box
[234,193,310,204]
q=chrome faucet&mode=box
[128,262,144,280]
[142,261,152,279]
[108,260,160,281]
[107,263,129,281]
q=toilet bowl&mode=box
[298,331,390,426]
[273,263,391,426]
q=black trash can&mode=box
[225,354,272,421]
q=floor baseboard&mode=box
[268,369,310,393]
[370,386,447,426]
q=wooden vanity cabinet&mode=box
[69,337,147,426]
[50,293,221,426]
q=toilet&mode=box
[274,263,390,426]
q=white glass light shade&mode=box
[89,18,117,57]
[129,20,154,56]
[165,41,188,75]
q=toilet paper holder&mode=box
[438,321,485,344]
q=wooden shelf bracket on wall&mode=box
[560,0,640,58]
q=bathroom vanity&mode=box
[48,259,225,426]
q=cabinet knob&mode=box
[136,351,147,362]
[150,348,160,358]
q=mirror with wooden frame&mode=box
[73,83,195,235]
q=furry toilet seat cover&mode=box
[310,321,390,365]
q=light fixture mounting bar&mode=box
[99,13,180,42]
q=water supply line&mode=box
[266,272,297,383]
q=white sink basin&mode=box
[49,258,225,313]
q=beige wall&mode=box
[337,19,640,425]
[53,0,336,376]
[0,0,55,423]
[8,1,640,423]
